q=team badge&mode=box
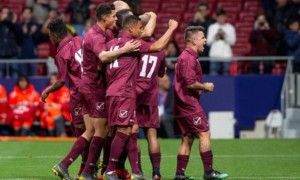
[119,110,128,118]
[193,117,202,125]
[74,107,82,116]
[96,102,105,111]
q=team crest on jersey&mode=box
[193,117,202,125]
[96,102,105,111]
[74,107,82,116]
[119,110,128,118]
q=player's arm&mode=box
[99,40,141,63]
[188,82,214,92]
[140,12,157,38]
[41,81,64,103]
[148,19,178,52]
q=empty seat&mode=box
[139,3,160,13]
[161,2,186,13]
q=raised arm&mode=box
[140,12,157,38]
[148,19,178,52]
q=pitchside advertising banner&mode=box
[0,75,284,137]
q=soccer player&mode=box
[173,26,229,180]
[104,15,178,180]
[136,40,166,180]
[78,3,140,180]
[41,18,85,180]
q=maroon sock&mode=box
[106,132,130,172]
[150,153,161,169]
[126,133,140,174]
[116,149,127,170]
[138,151,143,173]
[82,136,105,174]
[101,136,114,174]
[78,143,90,175]
[200,151,213,172]
[176,155,189,174]
[74,127,85,138]
[61,136,89,168]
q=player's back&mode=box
[55,36,83,94]
[106,36,139,98]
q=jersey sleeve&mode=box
[55,54,68,83]
[140,39,153,53]
[91,35,107,56]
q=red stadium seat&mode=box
[37,43,50,59]
[235,22,253,29]
[179,23,189,32]
[239,12,256,23]
[217,2,242,11]
[156,13,181,28]
[140,0,160,3]
[183,12,194,23]
[139,3,160,13]
[161,2,186,13]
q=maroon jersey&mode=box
[136,48,166,106]
[55,36,83,95]
[80,24,108,93]
[106,27,118,41]
[173,47,204,118]
[106,30,152,98]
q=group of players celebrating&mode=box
[41,1,229,180]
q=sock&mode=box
[138,151,143,174]
[200,150,213,174]
[78,142,89,175]
[116,150,127,170]
[82,136,105,174]
[106,132,130,172]
[126,133,140,174]
[61,136,89,168]
[150,153,161,175]
[101,136,113,174]
[176,155,189,175]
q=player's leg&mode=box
[105,125,132,180]
[144,127,161,179]
[199,131,228,180]
[100,127,115,179]
[53,114,92,180]
[174,134,194,180]
[80,117,107,178]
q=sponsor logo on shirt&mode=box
[96,102,105,111]
[193,117,202,125]
[119,110,128,118]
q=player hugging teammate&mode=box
[42,1,228,180]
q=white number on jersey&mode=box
[109,46,120,69]
[75,49,83,72]
[139,55,158,78]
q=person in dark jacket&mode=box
[284,19,300,72]
[18,7,41,76]
[0,6,20,77]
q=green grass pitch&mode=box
[0,139,300,179]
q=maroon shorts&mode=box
[70,93,84,124]
[174,111,209,135]
[81,92,107,118]
[107,96,136,127]
[136,104,159,128]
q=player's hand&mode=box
[123,40,141,53]
[168,19,178,31]
[204,82,214,92]
[41,92,49,103]
[144,12,157,18]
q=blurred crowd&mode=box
[0,0,299,77]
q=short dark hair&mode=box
[22,6,33,13]
[216,9,226,16]
[122,15,140,29]
[254,13,265,21]
[197,2,209,9]
[116,9,132,29]
[96,3,115,21]
[184,26,205,42]
[47,18,67,39]
[17,75,30,86]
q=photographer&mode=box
[207,9,236,75]
[249,13,278,74]
[0,6,21,77]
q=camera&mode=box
[258,22,265,27]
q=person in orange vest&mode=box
[0,84,8,129]
[41,73,71,136]
[8,76,40,136]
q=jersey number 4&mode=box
[139,55,158,78]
